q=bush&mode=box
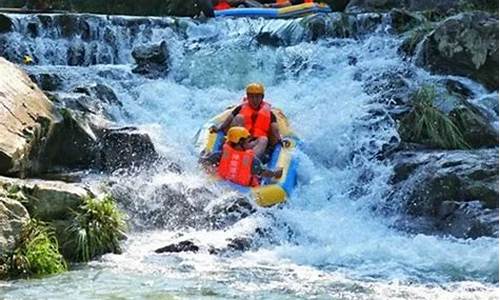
[1,219,67,279]
[399,86,470,149]
[67,194,126,262]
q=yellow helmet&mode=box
[23,55,33,65]
[226,126,250,144]
[246,83,264,95]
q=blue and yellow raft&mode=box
[214,2,331,18]
[197,106,299,207]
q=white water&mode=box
[0,14,498,299]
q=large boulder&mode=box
[0,176,91,221]
[132,41,169,78]
[0,197,29,256]
[0,57,60,177]
[98,127,158,171]
[388,149,498,238]
[417,12,499,91]
[42,108,98,169]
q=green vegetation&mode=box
[1,219,67,279]
[67,194,126,262]
[399,86,470,150]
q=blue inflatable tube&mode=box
[214,3,332,18]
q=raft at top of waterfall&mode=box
[196,84,299,207]
[213,2,331,18]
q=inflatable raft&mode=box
[214,2,331,18]
[197,106,299,207]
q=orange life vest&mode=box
[239,100,272,138]
[218,143,259,187]
[214,0,232,10]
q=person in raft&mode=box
[212,0,264,10]
[209,83,290,159]
[203,127,283,186]
[263,0,314,8]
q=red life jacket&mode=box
[214,0,232,10]
[239,99,272,138]
[218,143,259,187]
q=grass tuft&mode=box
[399,85,470,150]
[67,194,126,262]
[2,219,67,279]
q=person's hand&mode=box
[273,168,283,179]
[280,138,292,148]
[209,125,218,133]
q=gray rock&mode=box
[72,83,122,107]
[29,72,63,91]
[417,12,499,91]
[0,197,29,256]
[98,127,158,171]
[155,240,199,253]
[67,42,86,66]
[132,41,169,78]
[387,149,498,238]
[0,57,61,177]
[0,176,91,221]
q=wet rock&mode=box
[42,108,97,169]
[321,0,351,11]
[0,197,29,256]
[417,12,499,91]
[29,72,63,91]
[54,14,80,38]
[132,41,169,78]
[346,0,403,13]
[155,240,199,253]
[207,196,256,229]
[0,57,60,177]
[0,14,13,33]
[72,83,122,107]
[388,149,498,238]
[355,12,383,34]
[362,68,416,117]
[449,105,499,148]
[0,176,91,221]
[27,22,38,38]
[166,0,200,17]
[436,201,498,238]
[256,13,356,47]
[226,237,252,251]
[388,8,423,34]
[67,42,86,66]
[98,127,158,171]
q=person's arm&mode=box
[252,157,283,179]
[210,105,241,133]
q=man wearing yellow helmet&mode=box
[201,126,283,186]
[210,83,285,159]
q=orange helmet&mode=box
[246,83,264,95]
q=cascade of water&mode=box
[0,12,497,299]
